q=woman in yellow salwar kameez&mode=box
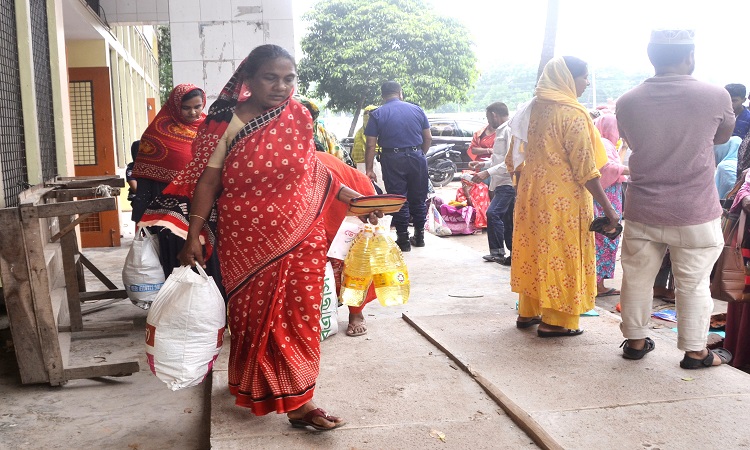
[508,56,619,337]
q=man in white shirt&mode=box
[469,102,514,265]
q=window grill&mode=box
[30,0,57,181]
[68,78,103,232]
[0,0,28,208]
[79,208,101,232]
[69,81,97,166]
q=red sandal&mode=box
[289,408,346,431]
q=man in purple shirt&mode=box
[364,81,431,251]
[616,29,735,369]
[726,84,750,138]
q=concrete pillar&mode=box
[15,0,43,185]
[48,0,75,178]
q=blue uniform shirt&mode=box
[364,97,430,148]
[734,107,750,138]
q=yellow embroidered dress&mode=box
[510,58,605,330]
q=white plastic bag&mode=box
[145,265,226,391]
[122,226,165,309]
[327,219,363,260]
[426,201,452,237]
[320,262,339,341]
[328,216,394,261]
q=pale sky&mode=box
[293,0,750,86]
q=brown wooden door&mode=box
[68,67,120,247]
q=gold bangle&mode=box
[189,213,207,222]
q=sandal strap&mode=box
[303,408,328,422]
[303,408,340,423]
[681,349,714,369]
[620,337,655,359]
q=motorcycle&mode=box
[426,143,461,187]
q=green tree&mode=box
[157,25,173,106]
[298,0,478,136]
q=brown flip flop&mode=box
[346,320,367,337]
[289,408,346,431]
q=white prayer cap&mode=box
[649,29,695,45]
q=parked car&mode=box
[340,115,487,172]
[427,115,486,171]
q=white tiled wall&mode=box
[169,0,295,103]
[97,0,294,103]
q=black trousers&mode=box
[380,150,429,234]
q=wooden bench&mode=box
[0,177,139,385]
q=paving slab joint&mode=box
[402,312,564,450]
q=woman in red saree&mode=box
[131,84,206,278]
[141,45,378,430]
[455,174,490,228]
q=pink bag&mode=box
[439,203,479,235]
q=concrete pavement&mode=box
[210,227,750,449]
[2,208,748,449]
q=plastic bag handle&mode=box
[194,263,210,280]
[135,226,153,241]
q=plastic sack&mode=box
[122,226,165,310]
[145,265,226,391]
[440,203,479,235]
[320,261,339,341]
[426,201,452,237]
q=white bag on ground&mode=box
[426,201,452,237]
[320,261,339,341]
[145,265,226,391]
[122,226,165,310]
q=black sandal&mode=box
[620,337,655,360]
[516,317,542,329]
[679,348,733,369]
[537,328,583,338]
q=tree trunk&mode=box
[348,95,367,137]
[536,0,559,83]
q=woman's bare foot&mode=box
[596,282,620,296]
[287,401,345,430]
[346,312,367,337]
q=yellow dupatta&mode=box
[535,57,608,170]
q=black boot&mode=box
[409,229,425,247]
[396,232,411,252]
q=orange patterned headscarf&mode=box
[131,83,206,182]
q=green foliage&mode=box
[435,64,652,113]
[157,25,173,106]
[298,0,478,116]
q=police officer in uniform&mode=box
[364,81,431,252]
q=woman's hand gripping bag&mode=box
[145,265,226,391]
[122,227,165,310]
